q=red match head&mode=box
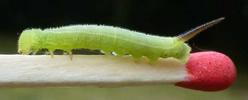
[176,51,236,91]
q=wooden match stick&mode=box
[0,55,186,87]
[0,51,236,91]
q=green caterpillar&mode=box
[18,17,224,63]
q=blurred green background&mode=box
[0,0,247,100]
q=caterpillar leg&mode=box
[68,51,73,60]
[65,50,73,60]
[31,50,38,55]
[147,56,159,65]
[114,50,126,56]
[148,59,158,65]
[131,54,142,63]
[111,52,118,56]
[101,50,112,56]
[63,50,73,60]
[48,50,55,58]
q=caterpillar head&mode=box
[18,29,41,54]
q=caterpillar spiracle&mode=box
[18,17,224,63]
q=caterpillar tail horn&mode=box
[178,17,225,42]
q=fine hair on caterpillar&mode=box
[18,17,224,63]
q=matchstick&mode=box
[0,51,236,91]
